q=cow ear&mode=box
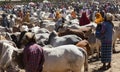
[13,49,23,55]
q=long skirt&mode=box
[101,41,112,63]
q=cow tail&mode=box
[84,50,88,72]
[78,47,88,72]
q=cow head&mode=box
[12,49,24,69]
[47,30,57,44]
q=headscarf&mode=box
[79,12,90,26]
[71,10,76,19]
[23,11,30,23]
[56,11,62,20]
[94,12,104,24]
[105,13,114,21]
[104,13,114,27]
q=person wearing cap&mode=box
[23,10,30,23]
[99,13,114,69]
[22,32,45,72]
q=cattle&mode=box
[40,20,56,32]
[0,40,22,72]
[112,27,120,52]
[0,26,12,33]
[13,45,88,72]
[76,40,91,56]
[19,25,29,32]
[30,27,50,34]
[87,33,101,59]
[58,28,87,40]
[47,30,82,47]
[59,25,93,38]
[43,45,88,72]
[35,33,50,46]
[12,31,88,72]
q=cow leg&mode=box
[113,43,116,53]
[96,46,100,60]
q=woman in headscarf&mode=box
[94,12,104,24]
[23,10,30,23]
[79,11,90,26]
[55,11,62,20]
[98,13,114,69]
[95,12,104,39]
[22,32,45,72]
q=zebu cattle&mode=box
[20,25,29,32]
[30,27,50,34]
[58,26,93,39]
[12,32,88,72]
[40,20,56,32]
[87,33,101,58]
[35,33,50,46]
[43,45,88,72]
[0,40,21,72]
[114,14,120,21]
[13,45,88,72]
[47,31,82,47]
[58,28,87,40]
[0,26,12,33]
[76,40,91,56]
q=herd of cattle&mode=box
[0,10,120,72]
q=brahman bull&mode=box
[13,45,88,72]
[47,30,82,47]
[0,40,22,72]
[12,32,88,72]
[43,45,88,72]
[58,28,87,40]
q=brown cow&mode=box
[76,40,91,56]
[58,28,88,40]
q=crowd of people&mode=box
[0,1,118,72]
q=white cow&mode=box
[0,40,21,72]
[43,45,88,72]
[47,31,82,47]
[13,32,88,72]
